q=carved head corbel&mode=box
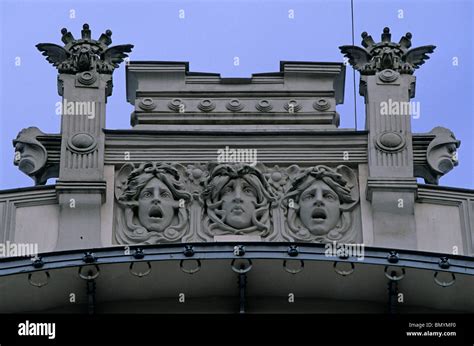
[13,127,57,185]
[416,127,461,184]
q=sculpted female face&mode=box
[298,180,341,235]
[138,177,176,232]
[220,178,257,229]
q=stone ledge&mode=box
[366,177,418,201]
[55,180,107,204]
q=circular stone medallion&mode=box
[376,131,406,152]
[68,133,97,152]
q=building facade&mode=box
[1,25,473,313]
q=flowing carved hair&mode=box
[282,165,358,243]
[116,162,191,244]
[201,164,277,237]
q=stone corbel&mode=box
[414,127,460,185]
[13,127,59,185]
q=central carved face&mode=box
[220,178,257,229]
[138,177,176,232]
[298,180,341,235]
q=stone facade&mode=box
[0,25,473,314]
[2,26,471,254]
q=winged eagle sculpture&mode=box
[36,23,133,74]
[339,27,435,74]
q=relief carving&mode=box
[282,165,359,243]
[115,162,191,244]
[200,164,277,238]
[114,162,361,245]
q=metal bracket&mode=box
[28,271,50,288]
[78,265,100,280]
[129,261,152,278]
[86,278,96,315]
[238,272,247,314]
[180,259,201,274]
[388,278,398,314]
[434,271,456,287]
[283,259,304,274]
[334,261,355,276]
[231,259,252,274]
[384,266,405,281]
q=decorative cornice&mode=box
[417,184,474,202]
[21,132,446,178]
[0,185,57,203]
[126,61,345,104]
[103,131,368,165]
[125,60,345,128]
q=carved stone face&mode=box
[220,178,257,229]
[429,143,458,173]
[137,178,176,232]
[298,180,341,235]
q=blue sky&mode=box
[0,0,473,189]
